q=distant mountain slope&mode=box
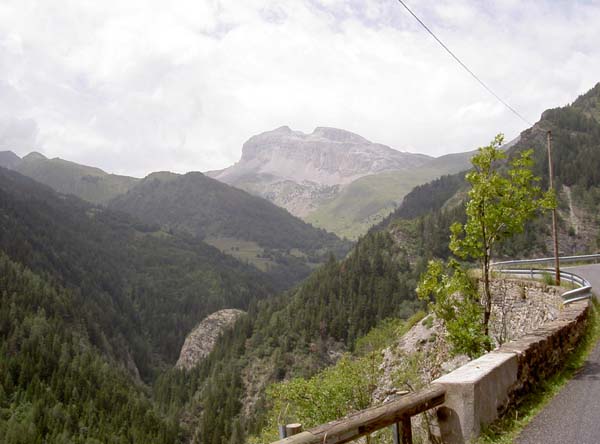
[108,171,351,288]
[213,126,431,187]
[0,167,274,369]
[9,152,139,203]
[0,150,21,169]
[155,230,422,444]
[208,126,481,239]
[304,154,474,239]
[378,82,600,259]
[208,126,432,218]
[0,252,180,443]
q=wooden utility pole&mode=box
[547,131,561,285]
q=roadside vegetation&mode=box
[417,134,554,357]
[249,313,425,443]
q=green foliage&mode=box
[450,135,553,262]
[354,311,425,356]
[417,260,489,357]
[415,134,549,355]
[154,230,423,444]
[541,272,556,286]
[108,171,351,289]
[250,312,431,443]
[0,252,180,443]
[264,354,378,432]
[0,167,274,371]
[449,134,553,336]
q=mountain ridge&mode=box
[108,170,351,289]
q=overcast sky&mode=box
[1,0,599,177]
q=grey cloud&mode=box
[0,117,39,153]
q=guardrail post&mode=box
[401,416,413,444]
[392,422,400,444]
[392,417,413,444]
[278,425,286,439]
[285,423,302,437]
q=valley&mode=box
[1,31,599,444]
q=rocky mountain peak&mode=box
[175,309,245,370]
[217,126,431,187]
[310,127,368,144]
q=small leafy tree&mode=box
[419,134,554,353]
[418,259,490,357]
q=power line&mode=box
[395,0,532,126]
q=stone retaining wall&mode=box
[488,279,563,346]
[433,299,590,444]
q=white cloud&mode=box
[0,0,599,176]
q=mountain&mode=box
[0,167,274,367]
[378,82,600,260]
[108,171,351,289]
[0,165,286,442]
[0,251,181,443]
[6,151,139,204]
[304,152,477,239]
[0,150,21,169]
[211,126,431,190]
[207,126,431,217]
[155,229,422,444]
[208,126,478,239]
[2,149,351,285]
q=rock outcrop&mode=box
[176,309,245,370]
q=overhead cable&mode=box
[395,0,532,126]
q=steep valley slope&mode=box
[170,81,600,444]
[0,152,351,290]
[4,82,600,444]
[108,170,351,289]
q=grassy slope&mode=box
[305,151,473,240]
[15,155,139,204]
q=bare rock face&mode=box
[176,309,245,370]
[208,126,431,217]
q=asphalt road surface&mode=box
[515,264,600,444]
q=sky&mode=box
[0,0,599,177]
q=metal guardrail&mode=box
[494,268,592,304]
[492,253,597,304]
[493,253,600,268]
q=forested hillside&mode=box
[153,230,422,444]
[376,82,600,260]
[108,171,351,289]
[3,82,600,444]
[0,253,179,443]
[0,167,274,371]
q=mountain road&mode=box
[515,264,600,444]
